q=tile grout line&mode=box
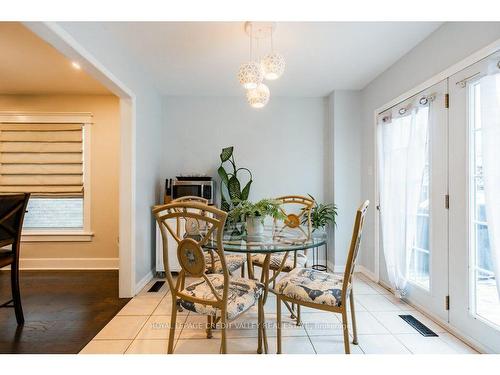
[298,312,317,354]
[362,279,469,354]
[367,305,413,354]
[122,288,169,353]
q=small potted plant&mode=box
[302,194,338,233]
[229,199,286,238]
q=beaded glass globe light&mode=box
[261,52,285,80]
[246,83,270,108]
[238,61,263,90]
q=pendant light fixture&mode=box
[261,31,285,80]
[238,22,285,109]
[237,62,263,90]
[246,83,270,108]
[261,52,285,80]
[237,23,263,90]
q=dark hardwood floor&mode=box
[0,270,130,354]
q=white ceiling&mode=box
[100,21,443,97]
[0,22,110,95]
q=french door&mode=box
[405,80,449,321]
[378,50,500,353]
[378,80,449,320]
[449,51,500,353]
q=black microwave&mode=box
[171,178,214,205]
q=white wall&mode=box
[163,95,363,270]
[359,22,500,280]
[53,22,164,291]
[329,91,362,270]
[163,96,327,202]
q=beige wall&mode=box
[0,95,120,265]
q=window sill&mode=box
[21,231,94,242]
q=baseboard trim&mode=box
[326,261,345,273]
[3,257,120,270]
[356,265,378,282]
[134,269,154,295]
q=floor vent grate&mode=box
[148,281,165,293]
[399,314,438,337]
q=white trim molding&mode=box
[21,231,94,242]
[0,111,93,124]
[24,21,137,298]
[134,269,154,295]
[0,257,119,270]
[356,264,378,282]
[327,260,346,274]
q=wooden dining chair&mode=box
[171,196,247,276]
[251,195,314,323]
[153,201,265,354]
[251,195,314,274]
[275,200,369,354]
[0,193,30,325]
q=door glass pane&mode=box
[469,80,500,328]
[408,116,430,289]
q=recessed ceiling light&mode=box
[71,61,81,70]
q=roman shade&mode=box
[0,123,84,197]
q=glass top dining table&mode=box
[204,224,327,354]
[204,224,327,253]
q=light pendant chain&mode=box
[250,23,253,61]
[271,27,274,53]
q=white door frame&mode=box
[23,21,137,298]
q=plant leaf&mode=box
[220,146,234,162]
[220,184,231,206]
[217,166,229,186]
[240,180,252,200]
[220,196,230,212]
[227,175,241,201]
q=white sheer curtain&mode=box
[378,104,429,298]
[480,70,500,299]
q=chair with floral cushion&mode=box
[251,195,314,274]
[153,201,264,354]
[172,196,247,277]
[275,200,369,354]
[251,195,314,323]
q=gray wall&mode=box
[328,91,362,270]
[162,95,363,268]
[57,22,164,289]
[162,96,327,202]
[359,22,500,279]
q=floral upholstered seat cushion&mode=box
[275,268,344,307]
[179,274,264,320]
[204,253,246,274]
[252,252,307,271]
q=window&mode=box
[0,113,92,241]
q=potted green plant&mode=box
[302,194,338,232]
[229,199,286,237]
[217,146,253,212]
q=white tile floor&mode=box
[80,273,478,354]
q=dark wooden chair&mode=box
[0,193,30,325]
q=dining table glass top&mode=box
[204,224,327,254]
